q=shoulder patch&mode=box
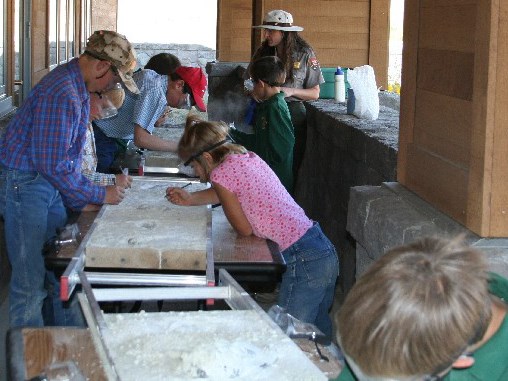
[309,57,320,70]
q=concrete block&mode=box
[355,242,376,276]
[347,182,508,279]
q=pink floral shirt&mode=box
[211,152,312,250]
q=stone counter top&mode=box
[295,98,400,291]
[299,99,399,187]
[305,99,399,152]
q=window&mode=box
[0,0,15,115]
[68,0,74,58]
[49,0,57,67]
[80,0,90,53]
[0,0,5,95]
[49,0,77,69]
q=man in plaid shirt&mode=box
[0,30,138,328]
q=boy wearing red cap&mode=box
[93,64,207,172]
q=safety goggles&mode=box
[183,137,232,166]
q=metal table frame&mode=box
[77,268,274,381]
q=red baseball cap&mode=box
[175,66,207,112]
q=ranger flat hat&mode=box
[85,30,140,94]
[253,10,304,32]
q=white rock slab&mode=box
[85,179,210,270]
[102,310,327,381]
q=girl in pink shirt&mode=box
[166,115,339,341]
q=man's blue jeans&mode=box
[278,223,339,341]
[0,166,84,327]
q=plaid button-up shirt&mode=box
[0,58,105,210]
[95,69,169,139]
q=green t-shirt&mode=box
[334,272,508,381]
[230,92,295,193]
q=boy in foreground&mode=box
[335,237,507,381]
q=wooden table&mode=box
[7,327,108,380]
[45,205,284,286]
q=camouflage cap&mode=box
[85,30,140,94]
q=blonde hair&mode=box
[337,236,491,378]
[178,115,246,178]
[103,85,125,109]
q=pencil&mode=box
[164,182,192,200]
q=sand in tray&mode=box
[85,180,210,270]
[102,310,327,381]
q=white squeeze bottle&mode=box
[334,67,346,103]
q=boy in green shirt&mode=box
[335,237,508,381]
[230,56,295,194]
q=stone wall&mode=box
[295,101,399,292]
[91,0,117,31]
[347,183,508,279]
[133,43,216,72]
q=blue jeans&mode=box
[278,223,339,341]
[92,123,118,173]
[0,166,84,327]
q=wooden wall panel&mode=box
[369,0,390,89]
[400,0,508,236]
[417,48,475,100]
[406,144,469,223]
[474,0,508,236]
[311,32,369,49]
[489,0,508,235]
[263,0,370,67]
[419,4,476,52]
[399,0,476,228]
[318,49,369,67]
[32,1,49,85]
[421,0,476,8]
[413,90,472,166]
[397,0,419,185]
[217,0,252,62]
[299,17,370,35]
[465,0,494,235]
[216,0,389,86]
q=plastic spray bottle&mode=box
[334,67,346,103]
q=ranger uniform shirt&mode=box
[284,46,325,102]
